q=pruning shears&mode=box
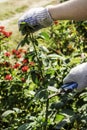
[48,82,78,99]
[61,82,78,92]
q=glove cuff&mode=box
[37,7,53,27]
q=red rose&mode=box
[1,30,12,37]
[16,54,21,58]
[13,63,20,69]
[4,52,11,57]
[22,59,29,64]
[12,49,17,54]
[3,62,11,67]
[12,49,21,55]
[54,21,58,25]
[21,77,26,82]
[21,66,29,72]
[0,26,5,31]
[5,74,12,80]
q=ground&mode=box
[0,0,57,26]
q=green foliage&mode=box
[0,20,87,130]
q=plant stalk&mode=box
[29,33,44,79]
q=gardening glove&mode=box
[18,7,53,34]
[62,62,87,92]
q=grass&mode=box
[0,0,29,20]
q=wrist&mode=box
[42,7,53,27]
[46,5,57,21]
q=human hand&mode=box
[63,63,87,92]
[18,7,53,35]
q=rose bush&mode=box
[0,20,87,130]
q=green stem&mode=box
[29,33,44,78]
[29,33,49,129]
[43,99,49,130]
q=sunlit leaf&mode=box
[55,120,67,129]
[55,114,64,122]
[13,108,22,113]
[2,110,15,118]
[48,86,58,92]
[47,54,65,60]
[39,45,49,53]
[38,32,50,41]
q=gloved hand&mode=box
[18,7,53,34]
[63,63,87,92]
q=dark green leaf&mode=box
[34,89,48,100]
[18,123,30,130]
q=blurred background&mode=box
[0,0,59,46]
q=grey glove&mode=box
[18,7,53,34]
[63,63,87,92]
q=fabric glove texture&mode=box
[18,7,53,34]
[63,63,87,92]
